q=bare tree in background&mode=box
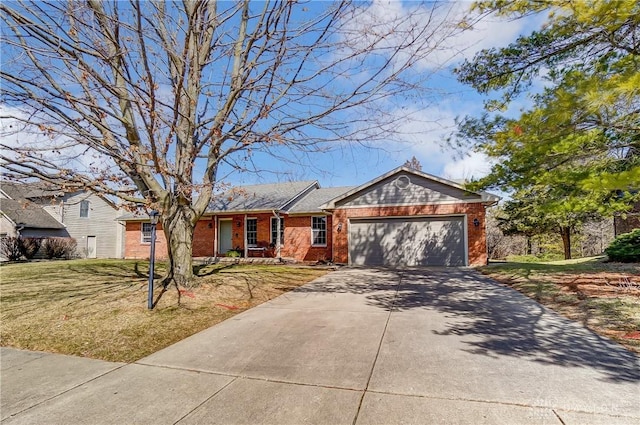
[1,0,466,287]
[485,206,526,260]
[403,156,422,171]
[579,219,615,257]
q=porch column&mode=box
[213,215,218,258]
[273,210,281,259]
[243,214,248,258]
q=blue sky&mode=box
[0,1,546,196]
[223,1,545,189]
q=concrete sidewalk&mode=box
[2,268,639,424]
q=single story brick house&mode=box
[121,167,499,267]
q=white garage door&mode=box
[349,217,466,267]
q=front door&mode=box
[87,236,97,258]
[218,220,233,255]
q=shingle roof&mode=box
[288,186,355,213]
[0,181,63,199]
[209,181,318,212]
[0,198,65,229]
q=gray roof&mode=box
[0,181,64,200]
[0,198,65,229]
[209,181,318,212]
[288,186,355,213]
[115,211,150,221]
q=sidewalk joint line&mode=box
[2,362,127,421]
[364,389,640,420]
[134,362,363,392]
[233,375,362,392]
[351,270,402,425]
[173,376,239,424]
[552,410,567,425]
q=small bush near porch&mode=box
[0,259,329,362]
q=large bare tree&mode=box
[1,0,464,287]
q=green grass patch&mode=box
[0,259,329,362]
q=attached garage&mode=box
[349,216,466,267]
[322,167,500,267]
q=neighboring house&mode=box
[0,182,125,258]
[0,198,68,238]
[614,200,640,236]
[613,148,639,236]
[121,167,499,266]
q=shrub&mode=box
[43,237,78,259]
[0,236,42,261]
[605,229,640,263]
[226,249,241,258]
[0,236,24,261]
[21,237,42,259]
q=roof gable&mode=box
[322,167,499,209]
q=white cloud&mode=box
[339,1,540,71]
[0,104,117,177]
[374,102,494,181]
[442,151,494,182]
[437,9,531,65]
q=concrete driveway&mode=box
[2,268,639,424]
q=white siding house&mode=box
[0,182,124,258]
[52,192,125,258]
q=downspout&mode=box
[272,210,281,260]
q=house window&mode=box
[141,223,152,243]
[271,217,284,246]
[246,218,257,247]
[311,216,327,246]
[80,200,90,218]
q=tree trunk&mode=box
[162,207,196,288]
[560,227,572,260]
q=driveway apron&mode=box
[2,268,639,425]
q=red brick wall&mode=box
[280,215,332,262]
[219,213,277,253]
[124,221,169,259]
[218,213,332,261]
[193,218,215,257]
[125,205,487,265]
[229,214,246,252]
[614,201,640,236]
[124,219,215,259]
[331,203,488,266]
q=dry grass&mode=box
[0,259,329,362]
[480,258,640,353]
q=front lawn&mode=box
[480,257,640,353]
[0,259,329,362]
